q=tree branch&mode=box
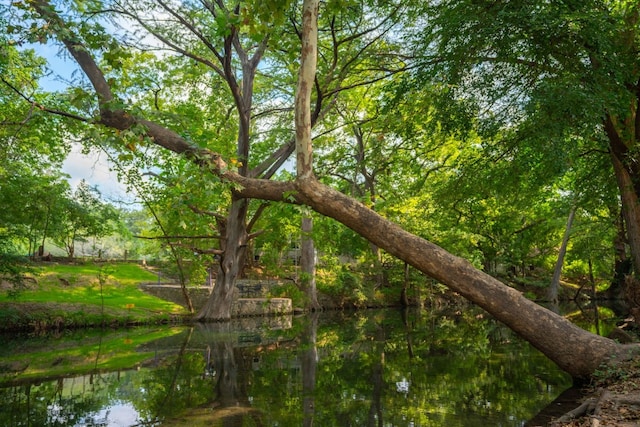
[156,0,225,64]
[31,1,115,112]
[194,248,224,255]
[1,77,90,123]
[188,204,227,221]
[111,5,225,77]
[134,234,221,240]
[247,202,269,234]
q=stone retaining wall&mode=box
[232,298,292,317]
[139,279,292,317]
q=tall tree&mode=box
[286,0,635,380]
[0,172,70,257]
[548,205,577,303]
[55,180,119,260]
[295,0,320,310]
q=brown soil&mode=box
[541,360,640,426]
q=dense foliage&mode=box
[0,0,637,307]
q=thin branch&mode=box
[156,0,225,64]
[188,204,227,221]
[247,202,269,234]
[1,77,90,123]
[114,5,225,77]
[191,247,224,255]
[578,148,610,157]
[251,106,294,120]
[336,3,403,48]
[323,66,409,99]
[250,137,295,178]
[134,234,221,240]
[247,230,265,240]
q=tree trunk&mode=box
[612,153,640,281]
[301,215,320,310]
[196,197,249,321]
[295,177,636,379]
[609,208,630,300]
[294,0,318,179]
[400,262,410,307]
[547,205,576,303]
[611,153,640,309]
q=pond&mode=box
[0,307,577,426]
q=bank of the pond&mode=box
[0,262,194,332]
[0,301,192,332]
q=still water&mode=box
[0,308,574,426]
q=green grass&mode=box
[34,262,159,286]
[0,262,190,331]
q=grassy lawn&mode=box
[0,262,190,331]
[33,262,160,286]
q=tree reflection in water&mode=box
[0,308,572,426]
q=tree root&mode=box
[551,387,640,426]
[550,389,608,425]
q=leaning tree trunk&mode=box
[196,197,249,321]
[295,177,636,380]
[547,205,576,303]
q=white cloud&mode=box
[62,143,134,204]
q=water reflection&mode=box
[0,308,572,426]
[547,300,622,337]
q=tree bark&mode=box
[295,0,319,179]
[610,151,640,309]
[301,215,320,310]
[294,0,321,313]
[196,197,249,320]
[611,152,640,282]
